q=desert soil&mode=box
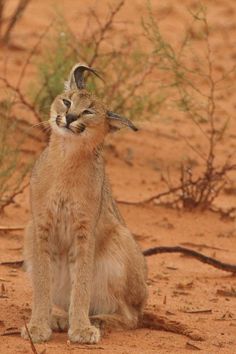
[0,1,236,353]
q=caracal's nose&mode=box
[66,113,78,126]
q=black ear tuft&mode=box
[106,111,138,132]
[65,63,104,91]
[74,64,103,90]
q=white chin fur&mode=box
[50,117,73,137]
[54,125,73,137]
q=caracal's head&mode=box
[50,63,137,149]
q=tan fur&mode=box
[21,64,148,344]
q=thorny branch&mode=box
[114,61,156,111]
[88,0,125,67]
[140,5,236,211]
[0,76,41,122]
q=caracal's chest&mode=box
[44,171,100,253]
[46,180,88,252]
[50,196,74,252]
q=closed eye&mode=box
[82,109,95,115]
[62,99,71,109]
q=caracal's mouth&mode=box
[55,115,86,134]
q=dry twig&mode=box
[0,225,24,231]
[186,341,202,350]
[24,319,39,354]
[143,312,204,341]
[1,329,21,336]
[0,182,29,213]
[0,259,24,268]
[143,246,236,274]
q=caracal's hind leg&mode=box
[90,305,140,331]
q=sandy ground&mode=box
[0,1,236,353]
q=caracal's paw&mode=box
[51,314,68,332]
[68,325,100,344]
[21,322,52,343]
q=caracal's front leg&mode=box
[68,221,100,344]
[21,219,52,343]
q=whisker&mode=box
[21,120,50,136]
[25,121,49,131]
[31,121,50,129]
[41,125,51,132]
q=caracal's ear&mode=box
[65,63,103,91]
[106,111,138,132]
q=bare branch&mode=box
[16,20,54,90]
[143,246,236,274]
[0,76,41,122]
[1,0,31,44]
[23,320,39,354]
[88,0,125,67]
